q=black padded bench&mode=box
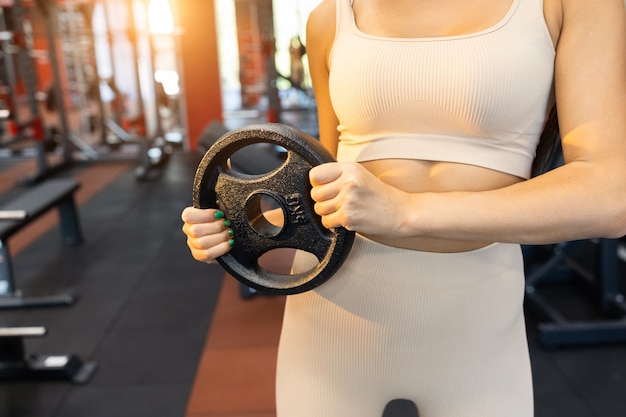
[0,179,83,309]
[0,326,97,384]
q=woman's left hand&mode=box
[309,161,409,237]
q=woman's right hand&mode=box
[181,207,234,264]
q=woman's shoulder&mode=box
[542,0,625,49]
[308,0,337,29]
[306,0,338,55]
[558,0,624,27]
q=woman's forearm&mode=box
[409,161,626,245]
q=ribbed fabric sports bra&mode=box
[329,0,556,179]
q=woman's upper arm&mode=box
[555,0,626,166]
[306,0,340,157]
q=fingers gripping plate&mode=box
[192,123,355,295]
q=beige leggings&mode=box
[276,235,533,417]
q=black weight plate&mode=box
[193,123,355,295]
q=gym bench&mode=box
[0,326,97,384]
[0,178,83,309]
[524,238,626,348]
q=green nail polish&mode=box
[223,219,231,227]
[228,239,235,247]
[214,210,225,219]
[228,229,234,237]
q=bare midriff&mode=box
[360,159,524,253]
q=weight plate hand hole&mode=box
[247,192,286,238]
[228,144,286,175]
[258,248,319,276]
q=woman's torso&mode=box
[326,0,561,252]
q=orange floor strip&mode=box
[186,251,296,417]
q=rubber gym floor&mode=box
[1,133,625,417]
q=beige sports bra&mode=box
[329,0,556,179]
